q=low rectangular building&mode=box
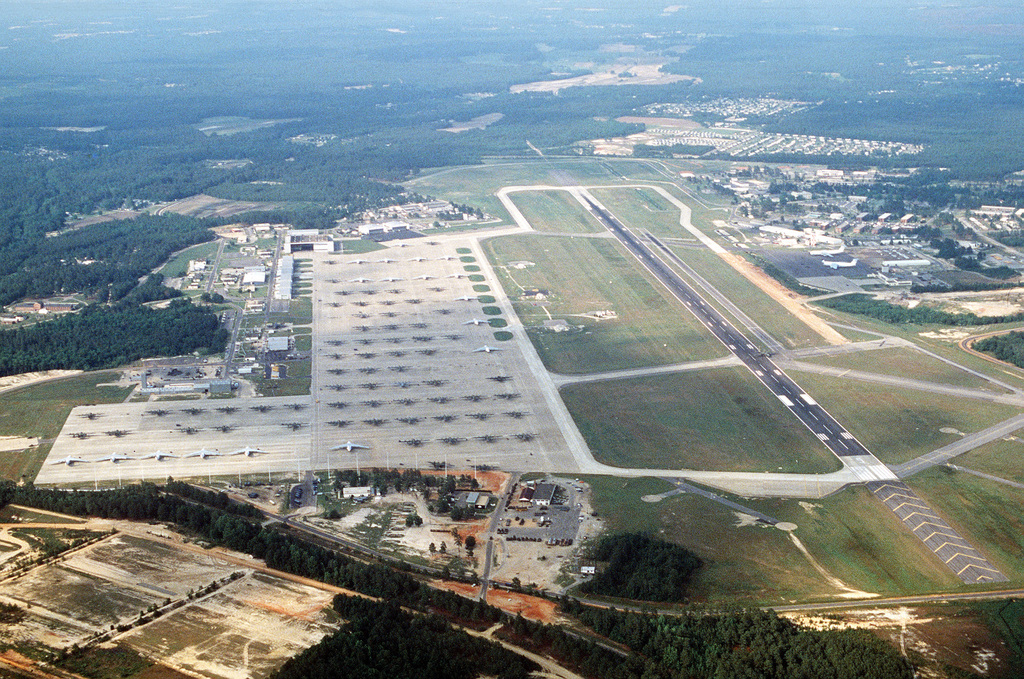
[532,483,556,506]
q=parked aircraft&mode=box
[463,318,489,326]
[97,452,133,463]
[473,346,501,353]
[331,441,369,451]
[49,456,89,466]
[139,451,176,461]
[183,448,221,459]
[230,447,267,457]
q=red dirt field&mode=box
[136,665,195,679]
[417,469,510,494]
[435,581,558,623]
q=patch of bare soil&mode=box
[68,210,143,228]
[154,194,287,219]
[511,62,699,94]
[955,300,1023,316]
[0,370,82,395]
[435,581,558,623]
[720,250,847,345]
[616,116,702,129]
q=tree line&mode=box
[0,213,214,307]
[562,601,914,679]
[817,293,1024,327]
[273,596,537,679]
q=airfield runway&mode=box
[575,187,1006,584]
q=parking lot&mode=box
[494,480,584,546]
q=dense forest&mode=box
[0,299,227,376]
[273,597,536,679]
[579,533,702,603]
[563,601,914,679]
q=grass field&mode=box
[272,297,312,325]
[580,475,675,534]
[668,245,826,350]
[0,506,84,524]
[580,475,834,603]
[800,347,1003,391]
[809,300,1024,389]
[483,234,727,373]
[507,190,606,234]
[158,241,221,278]
[582,475,959,604]
[253,359,311,397]
[910,466,1024,584]
[788,369,1020,465]
[953,437,1024,484]
[339,239,386,254]
[589,186,683,239]
[740,487,963,597]
[562,368,840,473]
[0,441,52,484]
[405,158,671,223]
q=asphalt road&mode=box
[479,472,520,602]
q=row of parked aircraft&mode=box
[345,256,457,265]
[50,441,373,466]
